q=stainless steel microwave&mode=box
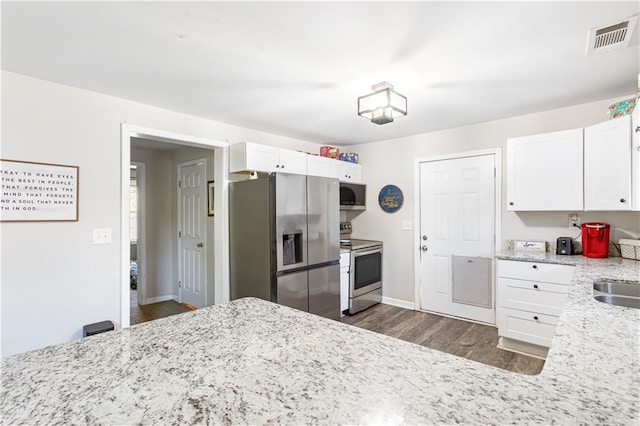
[340,183,366,211]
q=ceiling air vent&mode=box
[587,15,638,56]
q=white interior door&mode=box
[419,154,496,324]
[178,160,207,308]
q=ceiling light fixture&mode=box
[357,82,407,125]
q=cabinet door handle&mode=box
[509,202,514,206]
[533,284,539,289]
[532,265,538,269]
[620,198,626,203]
[533,316,539,321]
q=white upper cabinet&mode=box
[230,142,363,182]
[309,155,362,182]
[306,155,333,177]
[507,128,584,211]
[229,142,307,175]
[277,148,307,175]
[330,160,362,183]
[584,115,632,211]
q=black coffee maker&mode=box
[556,237,574,255]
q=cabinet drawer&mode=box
[497,260,574,284]
[498,308,559,348]
[498,278,569,316]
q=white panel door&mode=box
[178,160,207,308]
[419,154,496,324]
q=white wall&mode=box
[345,99,640,304]
[1,71,326,357]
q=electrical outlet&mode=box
[568,213,581,229]
[92,228,112,244]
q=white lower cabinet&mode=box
[498,308,560,348]
[497,259,574,358]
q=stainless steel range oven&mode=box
[342,238,383,314]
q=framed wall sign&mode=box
[0,159,79,222]
[207,180,215,216]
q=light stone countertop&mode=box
[2,254,639,425]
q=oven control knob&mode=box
[420,245,428,252]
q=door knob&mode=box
[422,235,428,241]
[196,242,204,248]
[420,245,428,252]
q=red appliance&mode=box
[581,222,610,258]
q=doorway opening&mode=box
[121,124,229,328]
[128,160,191,325]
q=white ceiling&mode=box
[2,2,639,145]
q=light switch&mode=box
[402,220,412,231]
[93,228,112,244]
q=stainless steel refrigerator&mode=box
[229,173,341,321]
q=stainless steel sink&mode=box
[593,280,640,297]
[593,279,640,309]
[594,294,640,309]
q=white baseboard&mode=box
[142,295,174,305]
[381,296,415,310]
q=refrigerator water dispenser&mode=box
[283,232,303,265]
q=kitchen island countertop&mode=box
[2,255,639,424]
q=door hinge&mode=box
[494,167,496,177]
[178,180,182,188]
[178,281,182,288]
[178,231,182,238]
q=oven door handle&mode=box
[352,248,382,257]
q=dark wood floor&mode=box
[342,303,545,375]
[129,293,543,374]
[130,290,191,325]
